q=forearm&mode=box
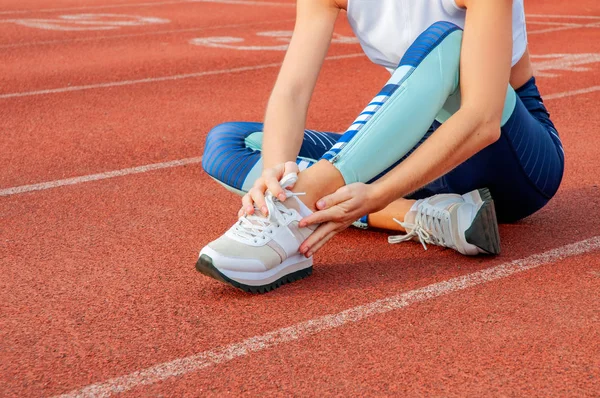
[259,0,338,170]
[262,90,309,169]
[373,109,500,205]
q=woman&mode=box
[197,0,564,293]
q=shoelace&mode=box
[232,191,305,244]
[388,202,454,250]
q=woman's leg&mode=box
[293,23,563,225]
[366,80,565,229]
[293,22,467,208]
[363,76,564,228]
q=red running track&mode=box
[0,0,599,396]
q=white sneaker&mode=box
[196,173,316,293]
[389,188,501,255]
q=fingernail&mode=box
[306,251,313,257]
[317,200,325,209]
[278,193,286,201]
[300,246,308,254]
[261,206,268,214]
[247,206,253,213]
[299,222,306,228]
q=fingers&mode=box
[250,186,272,215]
[299,222,338,257]
[241,193,256,215]
[240,177,267,215]
[299,186,353,227]
[241,162,302,216]
[264,174,286,202]
[316,186,351,210]
[299,207,340,227]
[263,165,287,201]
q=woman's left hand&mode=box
[298,182,387,257]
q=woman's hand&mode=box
[239,161,299,217]
[298,182,387,257]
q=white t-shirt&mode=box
[347,0,528,73]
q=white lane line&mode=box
[0,157,203,197]
[0,19,295,49]
[0,0,292,16]
[55,236,600,398]
[527,14,600,20]
[0,0,193,15]
[0,53,364,99]
[544,85,600,100]
[529,21,600,35]
[0,83,597,197]
[191,0,292,6]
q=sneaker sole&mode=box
[464,188,501,255]
[195,254,313,294]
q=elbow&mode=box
[461,106,502,147]
[478,119,501,146]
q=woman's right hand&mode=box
[238,161,300,217]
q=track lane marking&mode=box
[0,0,294,16]
[544,85,600,100]
[529,21,600,35]
[0,53,364,99]
[0,1,197,15]
[1,84,598,197]
[527,13,600,20]
[0,18,295,49]
[0,157,204,196]
[54,236,600,397]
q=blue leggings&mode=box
[202,22,564,223]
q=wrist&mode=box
[369,181,395,212]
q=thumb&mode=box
[282,161,300,187]
[283,161,299,175]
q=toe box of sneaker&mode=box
[201,237,280,272]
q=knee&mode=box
[204,122,241,153]
[202,121,263,187]
[202,122,244,178]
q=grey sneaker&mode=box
[389,188,501,255]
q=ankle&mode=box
[291,160,345,212]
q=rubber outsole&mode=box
[195,254,313,294]
[464,188,501,255]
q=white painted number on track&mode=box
[1,13,169,31]
[190,30,358,51]
[532,53,600,78]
